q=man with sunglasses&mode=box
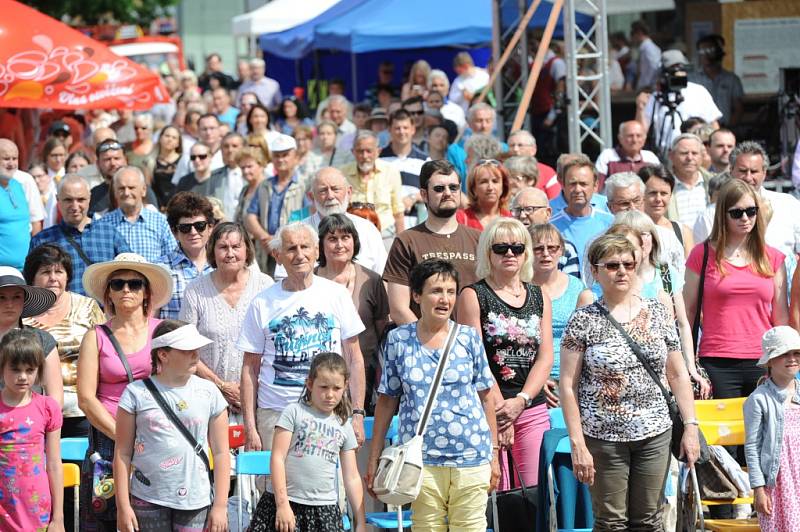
[694,142,800,273]
[96,166,176,263]
[30,174,131,295]
[402,96,427,151]
[342,131,404,246]
[383,159,480,324]
[88,139,157,217]
[158,192,216,319]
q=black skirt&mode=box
[249,491,343,532]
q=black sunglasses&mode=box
[175,221,210,234]
[491,243,526,256]
[406,109,424,116]
[430,184,460,193]
[595,261,636,272]
[727,206,758,219]
[108,278,147,292]
[190,153,209,161]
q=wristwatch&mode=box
[516,391,533,407]
[352,408,366,417]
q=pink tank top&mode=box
[96,318,160,417]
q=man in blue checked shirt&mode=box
[96,166,176,263]
[30,174,130,295]
[158,192,215,319]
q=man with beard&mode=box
[272,167,387,280]
[341,131,404,246]
[383,159,480,323]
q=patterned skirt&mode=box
[249,491,343,532]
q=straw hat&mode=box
[82,253,173,310]
[0,266,57,318]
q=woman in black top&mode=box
[152,125,182,209]
[458,217,554,488]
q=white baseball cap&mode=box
[269,134,297,153]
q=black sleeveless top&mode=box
[471,279,546,406]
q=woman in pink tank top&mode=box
[75,253,173,531]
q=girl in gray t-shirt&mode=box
[248,352,366,532]
[114,320,230,532]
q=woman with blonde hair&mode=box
[456,159,512,230]
[458,217,553,488]
[684,179,788,401]
[401,60,432,101]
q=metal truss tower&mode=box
[491,0,613,153]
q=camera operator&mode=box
[689,34,744,127]
[636,50,721,158]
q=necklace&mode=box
[490,278,524,298]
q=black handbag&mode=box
[596,303,709,463]
[486,451,538,532]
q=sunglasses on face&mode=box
[533,244,561,255]
[406,109,424,116]
[595,261,636,272]
[430,184,460,193]
[190,153,209,161]
[175,221,210,234]
[727,206,758,219]
[108,278,147,292]
[491,243,526,256]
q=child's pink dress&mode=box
[0,393,63,532]
[760,405,800,532]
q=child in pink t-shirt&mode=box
[0,329,64,532]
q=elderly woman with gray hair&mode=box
[504,155,540,197]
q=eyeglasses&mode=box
[533,244,561,255]
[611,197,643,209]
[727,206,758,219]
[175,221,210,234]
[97,141,124,155]
[108,278,147,292]
[430,184,460,193]
[512,205,547,216]
[594,261,636,272]
[477,159,501,166]
[190,153,209,161]
[491,243,526,256]
[349,202,376,210]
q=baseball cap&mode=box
[661,50,689,69]
[49,120,70,136]
[269,134,297,153]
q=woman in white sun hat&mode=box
[114,319,230,532]
[0,265,63,404]
[745,326,800,531]
[76,252,173,531]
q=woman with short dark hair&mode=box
[639,164,694,256]
[23,244,105,438]
[179,222,273,416]
[315,214,388,414]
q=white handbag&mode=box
[373,323,459,505]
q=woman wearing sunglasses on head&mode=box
[76,253,172,531]
[458,218,554,489]
[455,159,513,230]
[157,192,216,320]
[560,234,700,531]
[684,179,788,403]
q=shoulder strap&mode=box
[99,324,133,383]
[691,242,710,354]
[143,378,214,487]
[594,303,673,406]
[416,323,459,436]
[59,225,94,266]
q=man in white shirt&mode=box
[694,142,800,274]
[448,52,489,112]
[595,120,660,182]
[0,139,44,235]
[327,95,357,151]
[636,50,722,155]
[426,69,466,133]
[172,114,225,184]
[667,133,708,229]
[209,132,245,221]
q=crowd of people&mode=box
[0,23,798,532]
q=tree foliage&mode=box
[22,0,179,27]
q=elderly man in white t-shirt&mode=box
[238,222,367,452]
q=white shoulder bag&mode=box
[373,323,459,505]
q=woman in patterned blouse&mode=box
[458,217,553,489]
[559,233,700,531]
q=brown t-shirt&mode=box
[383,223,480,317]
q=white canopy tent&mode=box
[232,0,341,37]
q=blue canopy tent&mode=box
[258,0,592,102]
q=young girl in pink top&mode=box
[684,179,788,400]
[0,329,64,531]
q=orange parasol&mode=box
[0,0,170,110]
